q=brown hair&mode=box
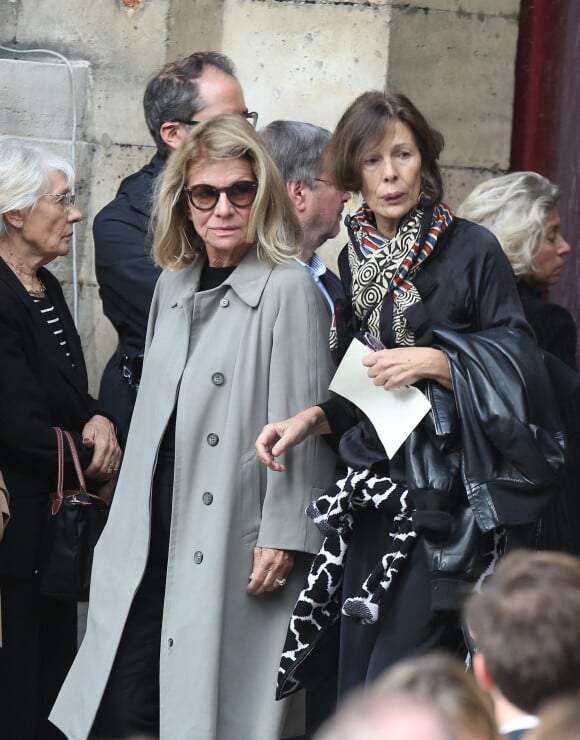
[463,550,580,714]
[527,694,580,740]
[143,52,237,157]
[329,91,444,205]
[372,651,498,740]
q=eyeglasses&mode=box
[174,111,259,129]
[244,111,259,128]
[184,181,258,211]
[41,192,76,209]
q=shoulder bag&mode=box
[39,427,109,601]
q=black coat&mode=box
[319,267,346,309]
[517,281,577,370]
[0,258,103,578]
[94,153,164,438]
[516,281,580,553]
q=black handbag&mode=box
[39,427,109,601]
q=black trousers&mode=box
[337,508,463,697]
[91,565,166,738]
[0,577,76,740]
[92,447,173,739]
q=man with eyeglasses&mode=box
[94,52,255,439]
[260,120,350,318]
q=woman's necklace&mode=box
[0,254,46,297]
[27,279,47,298]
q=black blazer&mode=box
[93,153,164,438]
[517,281,577,370]
[319,268,346,309]
[0,258,105,577]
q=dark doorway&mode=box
[511,0,580,365]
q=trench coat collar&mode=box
[223,248,275,307]
[179,247,275,308]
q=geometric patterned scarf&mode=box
[330,198,454,349]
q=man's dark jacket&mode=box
[94,153,164,438]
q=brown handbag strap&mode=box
[62,430,88,492]
[52,427,65,515]
[52,427,87,515]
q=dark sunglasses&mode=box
[183,181,258,211]
[183,180,258,211]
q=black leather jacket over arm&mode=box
[418,327,565,532]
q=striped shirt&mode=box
[31,295,75,367]
[293,253,334,311]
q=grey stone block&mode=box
[388,6,518,170]
[0,57,90,140]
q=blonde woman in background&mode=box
[458,172,580,554]
[457,172,575,369]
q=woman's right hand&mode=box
[81,414,122,482]
[255,406,330,472]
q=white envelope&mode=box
[329,338,432,459]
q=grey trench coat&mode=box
[50,249,336,739]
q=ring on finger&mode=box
[275,578,287,587]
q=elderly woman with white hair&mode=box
[457,172,575,369]
[458,172,579,554]
[0,137,121,739]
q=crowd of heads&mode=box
[464,549,580,715]
[315,550,580,739]
[316,651,498,740]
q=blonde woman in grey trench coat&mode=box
[50,115,336,740]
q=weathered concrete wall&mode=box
[387,0,520,207]
[0,0,520,393]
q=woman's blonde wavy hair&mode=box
[457,171,560,279]
[152,114,302,270]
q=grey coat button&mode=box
[207,433,219,446]
[202,491,214,505]
[194,551,204,564]
[212,372,225,386]
[220,297,230,307]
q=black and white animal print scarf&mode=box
[277,468,415,699]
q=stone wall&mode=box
[0,0,520,392]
